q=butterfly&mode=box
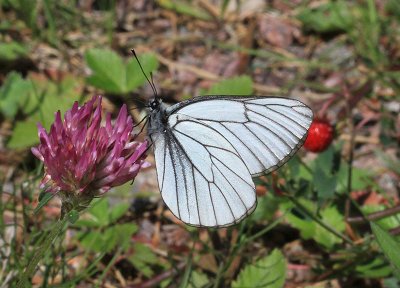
[146,95,313,228]
[132,51,313,228]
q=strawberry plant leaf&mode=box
[233,249,286,288]
[371,222,400,279]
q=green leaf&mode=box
[251,193,281,222]
[314,146,335,174]
[78,223,138,253]
[286,156,313,182]
[74,198,109,228]
[0,42,28,61]
[3,0,38,31]
[313,168,337,199]
[129,242,158,277]
[24,76,81,125]
[0,72,32,119]
[371,222,400,278]
[157,0,212,21]
[34,192,54,214]
[336,164,370,194]
[204,75,253,96]
[78,231,104,252]
[356,257,392,278]
[233,249,286,288]
[283,199,316,239]
[88,198,110,226]
[315,206,345,249]
[85,48,126,94]
[383,277,400,288]
[85,49,158,95]
[109,203,130,223]
[363,205,400,231]
[297,1,354,33]
[7,76,81,149]
[187,271,209,288]
[283,199,345,249]
[67,210,80,224]
[113,223,138,251]
[126,53,159,92]
[7,120,39,149]
[386,0,400,18]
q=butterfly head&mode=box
[149,98,162,111]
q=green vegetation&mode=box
[0,0,399,286]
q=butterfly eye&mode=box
[149,100,158,110]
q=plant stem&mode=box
[17,216,68,288]
[242,215,284,245]
[344,84,355,221]
[213,262,226,288]
[96,249,121,287]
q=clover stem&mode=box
[17,216,69,287]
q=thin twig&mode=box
[129,261,186,288]
[347,205,400,224]
[339,134,380,144]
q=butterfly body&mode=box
[148,96,313,228]
[148,99,168,136]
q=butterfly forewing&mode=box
[150,96,313,227]
[170,97,313,176]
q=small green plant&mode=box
[297,1,354,34]
[85,48,159,95]
[75,198,160,278]
[5,75,82,148]
[0,42,28,62]
[233,249,286,288]
[201,75,253,95]
[75,198,137,253]
[371,223,400,279]
[0,72,32,119]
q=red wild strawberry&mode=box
[303,118,334,153]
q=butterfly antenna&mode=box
[150,72,158,98]
[131,49,158,100]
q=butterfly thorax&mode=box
[148,99,168,136]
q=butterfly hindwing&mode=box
[152,116,256,227]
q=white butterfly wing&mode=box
[152,96,313,227]
[170,97,313,176]
[152,118,256,227]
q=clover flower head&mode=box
[31,95,149,204]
